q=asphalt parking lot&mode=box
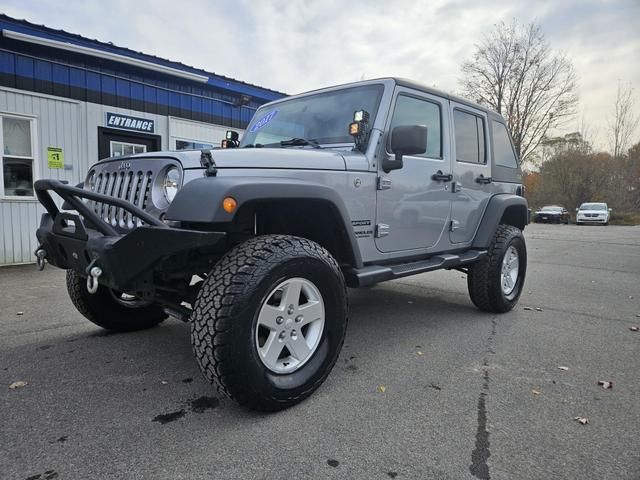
[1,223,639,480]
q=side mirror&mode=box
[575,208,579,212]
[608,208,612,212]
[383,125,427,173]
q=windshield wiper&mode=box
[242,143,264,148]
[279,138,321,149]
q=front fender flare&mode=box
[166,176,362,267]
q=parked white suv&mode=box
[576,202,611,225]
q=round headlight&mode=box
[162,167,181,202]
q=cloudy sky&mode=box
[3,0,639,149]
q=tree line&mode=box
[459,20,639,223]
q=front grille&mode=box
[84,158,180,231]
[90,170,153,228]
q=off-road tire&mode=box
[66,270,167,332]
[467,224,527,313]
[191,235,348,412]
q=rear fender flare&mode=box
[472,194,529,249]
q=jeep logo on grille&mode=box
[117,161,132,170]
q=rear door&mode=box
[375,88,451,252]
[449,104,492,244]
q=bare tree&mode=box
[608,81,639,158]
[460,21,578,163]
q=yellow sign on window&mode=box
[47,147,64,169]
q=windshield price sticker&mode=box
[250,110,278,132]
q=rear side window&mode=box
[492,121,518,168]
[453,109,485,164]
[389,95,442,158]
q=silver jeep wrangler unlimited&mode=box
[34,78,528,411]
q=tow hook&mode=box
[35,248,47,271]
[87,266,103,294]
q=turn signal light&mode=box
[222,197,237,213]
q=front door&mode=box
[449,104,493,244]
[375,89,452,253]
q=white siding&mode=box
[0,88,84,264]
[169,117,243,149]
[0,87,242,265]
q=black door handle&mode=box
[432,170,453,182]
[475,174,493,184]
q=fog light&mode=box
[223,197,237,213]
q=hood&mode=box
[103,148,349,171]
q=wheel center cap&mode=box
[284,318,294,330]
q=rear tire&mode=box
[66,270,167,332]
[467,224,527,313]
[191,235,348,412]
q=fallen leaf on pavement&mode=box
[377,385,386,393]
[598,380,613,389]
[16,311,23,316]
[407,301,413,304]
[532,389,541,395]
[558,366,569,371]
[416,351,424,356]
[574,416,589,425]
[9,381,28,389]
[161,380,169,385]
[630,326,639,332]
[535,307,543,312]
[523,307,533,311]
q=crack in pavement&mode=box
[470,318,497,480]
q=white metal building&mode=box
[0,14,283,264]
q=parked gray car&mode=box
[34,78,528,411]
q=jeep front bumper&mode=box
[34,179,226,294]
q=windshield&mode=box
[240,84,384,147]
[579,203,607,211]
[540,206,562,212]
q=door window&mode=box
[1,115,36,197]
[453,109,485,164]
[492,121,518,168]
[389,95,441,158]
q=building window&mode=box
[174,139,215,150]
[453,109,486,164]
[110,141,147,157]
[1,115,36,198]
